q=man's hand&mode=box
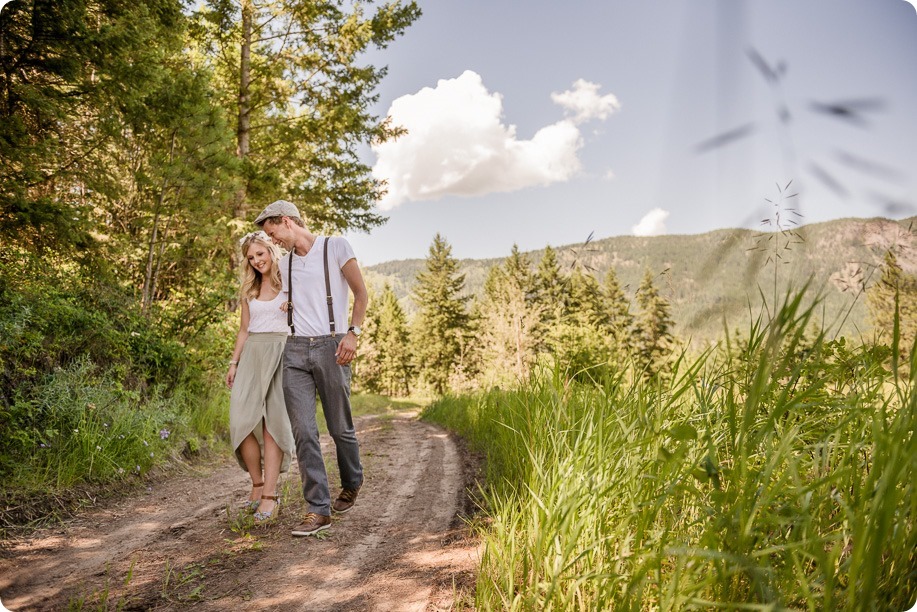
[336,332,358,365]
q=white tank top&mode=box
[247,292,290,334]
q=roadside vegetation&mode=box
[423,292,915,609]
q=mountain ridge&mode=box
[364,216,916,343]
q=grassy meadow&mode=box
[423,292,916,610]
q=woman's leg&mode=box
[238,432,264,501]
[259,420,283,515]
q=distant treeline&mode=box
[357,230,916,396]
[365,216,917,345]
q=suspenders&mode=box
[286,236,336,338]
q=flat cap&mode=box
[254,199,301,225]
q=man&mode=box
[254,199,367,537]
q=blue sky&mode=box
[346,0,917,265]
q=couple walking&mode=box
[226,200,366,537]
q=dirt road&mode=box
[0,412,479,611]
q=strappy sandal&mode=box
[244,482,264,512]
[254,494,280,522]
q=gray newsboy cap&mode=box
[254,199,301,225]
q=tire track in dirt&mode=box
[0,412,479,611]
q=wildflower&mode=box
[87,403,96,410]
[103,423,109,428]
[39,443,48,448]
[73,429,79,433]
[118,467,125,475]
[142,440,149,447]
[159,428,170,440]
[150,452,154,458]
[118,435,124,439]
[96,446,102,451]
[131,331,140,337]
[135,465,141,472]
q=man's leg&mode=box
[283,340,332,515]
[314,338,363,492]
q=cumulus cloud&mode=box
[632,208,670,236]
[372,71,619,210]
[551,79,621,124]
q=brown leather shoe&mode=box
[332,485,361,514]
[291,512,331,537]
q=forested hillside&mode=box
[366,216,916,342]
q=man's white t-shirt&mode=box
[280,236,356,337]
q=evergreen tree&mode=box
[567,268,606,328]
[534,245,568,327]
[602,267,633,354]
[360,284,412,396]
[633,268,675,375]
[411,234,469,394]
[478,246,543,383]
[191,0,421,229]
[0,0,202,252]
[866,250,917,357]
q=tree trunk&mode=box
[234,0,252,221]
[142,132,176,317]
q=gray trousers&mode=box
[283,335,363,515]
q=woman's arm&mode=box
[226,299,251,389]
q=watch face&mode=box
[350,326,362,336]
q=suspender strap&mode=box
[286,236,335,337]
[287,252,295,336]
[324,237,335,336]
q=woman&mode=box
[226,231,295,522]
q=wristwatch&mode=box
[348,325,362,337]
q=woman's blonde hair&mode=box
[239,232,283,300]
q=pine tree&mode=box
[411,234,469,394]
[633,268,675,375]
[602,267,633,353]
[534,245,568,327]
[191,0,421,230]
[867,250,917,357]
[360,284,412,396]
[568,268,606,328]
[478,246,543,383]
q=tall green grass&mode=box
[423,293,915,610]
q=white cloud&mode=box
[632,208,670,236]
[551,79,621,124]
[373,71,596,210]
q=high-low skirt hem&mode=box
[229,332,294,473]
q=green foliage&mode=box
[411,234,472,394]
[190,0,421,228]
[866,249,917,361]
[476,246,543,384]
[633,267,675,376]
[423,291,916,610]
[0,248,230,531]
[358,284,413,396]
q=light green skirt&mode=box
[229,332,294,473]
